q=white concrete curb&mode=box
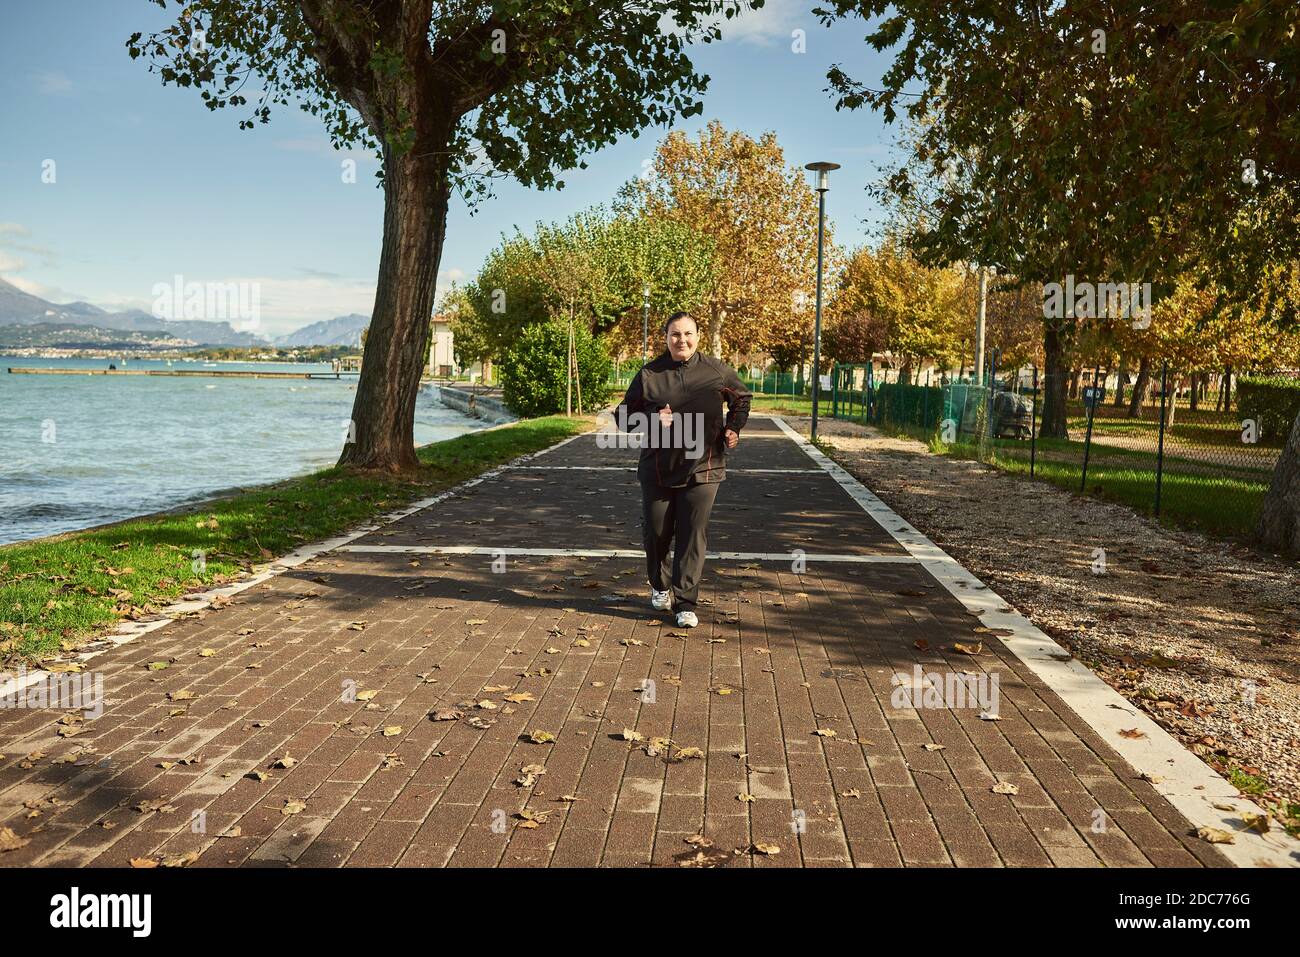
[770,415,1300,868]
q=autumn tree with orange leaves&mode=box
[618,120,832,361]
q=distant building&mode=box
[428,315,456,378]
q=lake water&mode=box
[0,356,489,546]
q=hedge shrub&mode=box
[499,320,613,418]
[873,382,945,431]
[1238,375,1300,442]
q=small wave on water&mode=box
[3,501,100,520]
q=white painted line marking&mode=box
[770,414,1299,868]
[0,423,587,698]
[334,545,918,563]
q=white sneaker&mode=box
[650,587,672,611]
[676,610,698,628]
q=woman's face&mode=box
[666,318,698,362]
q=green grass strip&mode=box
[0,415,587,663]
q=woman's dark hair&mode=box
[663,311,697,334]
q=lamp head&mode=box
[805,161,841,191]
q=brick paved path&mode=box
[0,417,1227,867]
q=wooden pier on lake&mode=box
[5,367,360,380]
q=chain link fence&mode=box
[829,359,1296,540]
[829,363,944,434]
[608,365,810,398]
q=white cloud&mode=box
[36,71,73,96]
[0,252,27,272]
[715,0,809,47]
[95,268,463,338]
[273,137,377,164]
[0,274,58,298]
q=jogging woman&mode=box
[616,311,752,628]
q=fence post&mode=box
[983,348,999,459]
[1155,361,1168,516]
[831,363,839,419]
[922,369,930,430]
[866,362,874,422]
[1079,363,1101,492]
[1030,365,1039,477]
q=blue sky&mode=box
[0,0,901,338]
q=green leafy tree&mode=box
[130,0,761,472]
[816,1,1300,551]
[597,212,716,361]
[466,208,715,364]
[827,238,964,379]
[437,284,491,376]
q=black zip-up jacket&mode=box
[616,349,752,487]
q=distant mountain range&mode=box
[0,278,371,347]
[0,322,189,350]
[274,313,369,348]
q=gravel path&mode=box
[783,415,1300,816]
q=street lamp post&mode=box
[642,285,650,364]
[974,264,988,386]
[805,161,840,443]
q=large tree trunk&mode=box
[1223,364,1233,412]
[1113,355,1129,406]
[1040,321,1069,438]
[338,140,451,473]
[1257,408,1300,556]
[1127,357,1151,418]
[708,303,725,359]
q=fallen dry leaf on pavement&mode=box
[1195,826,1235,844]
[0,827,29,852]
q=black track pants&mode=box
[639,478,720,612]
